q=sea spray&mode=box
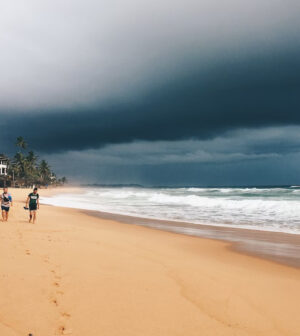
[41,186,300,234]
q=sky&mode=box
[0,0,300,186]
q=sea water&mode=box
[41,186,300,234]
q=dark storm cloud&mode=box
[45,126,300,167]
[1,0,299,186]
[1,44,300,153]
[44,126,300,185]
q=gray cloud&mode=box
[43,126,300,184]
[1,43,300,154]
[1,1,300,185]
[49,126,300,163]
[0,0,299,111]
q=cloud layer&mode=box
[0,0,299,110]
[44,126,300,185]
[1,0,300,185]
[1,43,300,154]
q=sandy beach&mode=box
[1,188,300,336]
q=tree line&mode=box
[7,136,67,187]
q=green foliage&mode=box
[15,136,27,151]
[7,137,67,187]
[38,159,51,184]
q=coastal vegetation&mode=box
[2,136,67,187]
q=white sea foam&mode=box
[41,187,300,234]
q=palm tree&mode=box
[9,136,65,187]
[27,151,38,172]
[39,159,51,184]
[12,152,27,184]
[16,136,27,151]
[11,137,28,185]
[27,151,38,164]
[26,151,39,185]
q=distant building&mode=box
[0,154,8,176]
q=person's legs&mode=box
[1,207,9,221]
[29,208,37,223]
[32,210,37,224]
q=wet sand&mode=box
[84,211,300,268]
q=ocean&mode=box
[41,186,300,235]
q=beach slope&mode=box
[0,188,299,336]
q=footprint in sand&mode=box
[59,326,73,335]
[49,269,72,334]
[51,269,61,277]
[51,298,59,306]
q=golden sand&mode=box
[0,188,299,336]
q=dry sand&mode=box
[0,188,299,336]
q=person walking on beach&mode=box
[1,187,13,222]
[26,187,39,223]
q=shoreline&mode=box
[1,188,300,335]
[82,210,300,268]
[40,187,300,268]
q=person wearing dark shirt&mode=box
[26,187,40,223]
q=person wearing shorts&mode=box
[1,187,13,222]
[26,187,40,223]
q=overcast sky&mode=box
[0,0,300,185]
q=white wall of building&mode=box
[0,160,8,175]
